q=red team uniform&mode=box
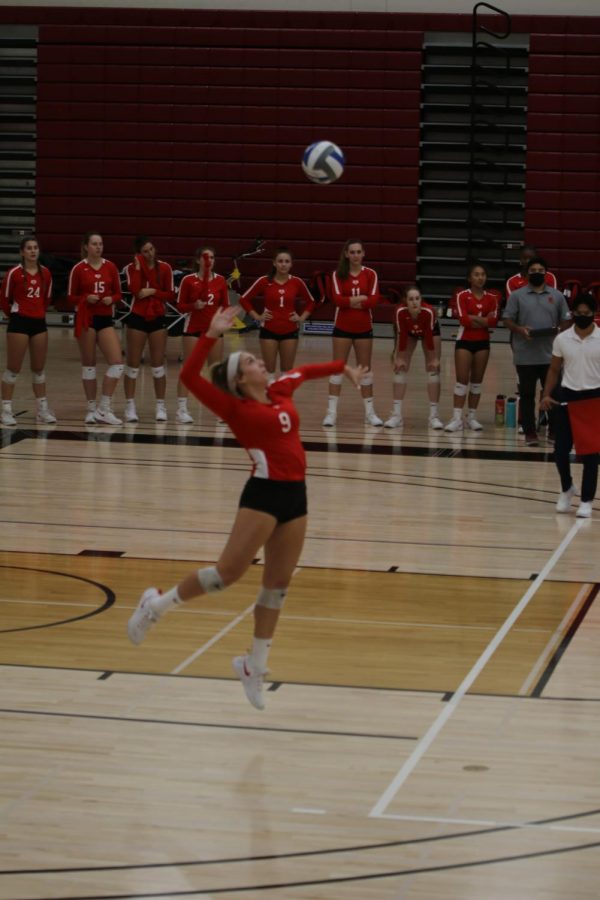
[395,303,437,352]
[125,258,175,323]
[455,289,499,343]
[68,258,122,337]
[506,271,557,296]
[181,335,344,481]
[240,275,315,336]
[1,265,52,323]
[331,267,379,334]
[177,272,229,335]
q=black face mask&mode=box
[528,272,546,287]
[573,314,595,329]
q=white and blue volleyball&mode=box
[302,141,345,184]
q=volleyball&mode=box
[301,141,345,184]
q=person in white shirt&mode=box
[541,294,600,518]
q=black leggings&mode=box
[554,404,599,502]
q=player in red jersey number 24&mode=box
[127,305,366,710]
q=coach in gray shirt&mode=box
[503,256,571,445]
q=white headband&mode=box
[226,351,242,395]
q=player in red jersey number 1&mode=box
[127,305,366,710]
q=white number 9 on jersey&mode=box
[278,411,292,433]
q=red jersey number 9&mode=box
[278,412,292,433]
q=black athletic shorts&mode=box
[259,327,299,342]
[332,327,373,339]
[7,314,47,336]
[90,315,115,332]
[456,339,490,353]
[239,477,307,524]
[126,312,166,334]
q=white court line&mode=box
[518,582,591,696]
[170,603,255,675]
[379,812,600,836]
[281,614,548,634]
[292,807,327,815]
[369,519,584,819]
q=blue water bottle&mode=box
[505,397,517,428]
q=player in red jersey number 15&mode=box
[127,305,366,710]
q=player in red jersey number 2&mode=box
[127,305,365,710]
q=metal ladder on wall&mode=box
[417,3,529,310]
[0,26,37,272]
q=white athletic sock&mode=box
[363,397,374,414]
[429,402,439,418]
[393,400,402,415]
[467,408,477,419]
[87,399,96,411]
[248,637,272,673]
[327,395,339,415]
[452,408,462,420]
[156,399,166,409]
[177,396,188,409]
[36,397,48,411]
[150,585,183,617]
[99,394,111,411]
[126,398,136,410]
[2,400,12,412]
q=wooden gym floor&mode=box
[1,328,599,899]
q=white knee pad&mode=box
[125,366,139,379]
[360,372,374,387]
[469,382,482,395]
[428,371,440,383]
[2,370,18,385]
[151,365,165,379]
[197,566,225,593]
[329,373,343,386]
[82,367,96,381]
[106,364,124,379]
[454,382,468,397]
[256,586,288,610]
[32,370,46,384]
[393,371,407,384]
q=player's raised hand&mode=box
[207,305,241,338]
[344,364,368,389]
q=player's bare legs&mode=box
[278,337,299,373]
[322,336,352,425]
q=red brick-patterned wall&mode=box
[0,7,599,289]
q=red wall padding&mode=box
[30,17,424,291]
[1,6,599,288]
[526,36,600,285]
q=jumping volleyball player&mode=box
[127,305,365,709]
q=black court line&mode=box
[49,841,598,898]
[2,806,599,878]
[532,583,600,698]
[0,426,558,462]
[79,549,126,558]
[0,707,417,743]
[0,520,559,554]
[4,661,600,702]
[0,565,115,634]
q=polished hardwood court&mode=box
[1,327,599,899]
